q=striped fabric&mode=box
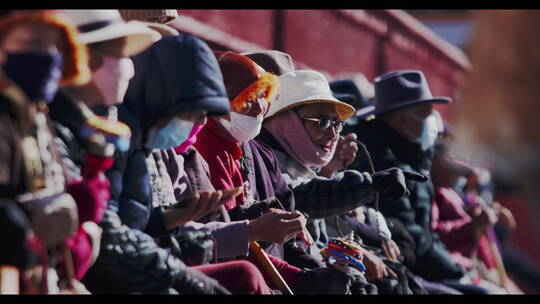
[119,9,178,24]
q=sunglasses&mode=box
[302,117,345,132]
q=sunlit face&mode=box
[235,91,269,117]
[0,22,63,63]
[296,103,342,155]
[89,53,135,106]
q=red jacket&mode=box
[432,187,479,270]
[64,155,112,280]
[193,119,245,211]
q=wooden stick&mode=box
[476,230,510,292]
[486,232,510,290]
[62,245,77,293]
[249,241,294,295]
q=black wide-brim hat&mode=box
[330,79,376,119]
[367,70,452,116]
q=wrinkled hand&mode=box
[372,168,428,202]
[58,278,91,294]
[30,193,79,247]
[470,204,498,233]
[381,239,403,262]
[320,133,359,178]
[362,249,397,282]
[174,267,231,295]
[248,208,312,245]
[81,221,103,266]
[164,187,242,230]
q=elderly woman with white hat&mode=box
[259,70,417,218]
[256,70,426,288]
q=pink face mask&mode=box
[174,123,205,154]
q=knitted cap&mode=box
[215,51,278,112]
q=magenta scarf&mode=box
[174,123,205,154]
[264,110,335,167]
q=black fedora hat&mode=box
[330,79,376,119]
[369,70,451,116]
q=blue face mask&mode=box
[145,118,194,150]
[1,52,64,103]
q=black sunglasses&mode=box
[302,117,345,132]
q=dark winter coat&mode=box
[99,33,230,235]
[354,118,465,281]
[82,34,230,293]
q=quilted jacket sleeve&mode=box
[290,170,376,219]
[83,209,186,294]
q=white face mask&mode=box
[92,56,135,106]
[413,110,443,151]
[219,112,263,142]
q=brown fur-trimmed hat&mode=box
[215,51,279,112]
[119,9,179,24]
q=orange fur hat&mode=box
[215,51,278,112]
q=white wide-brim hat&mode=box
[265,70,356,121]
[63,9,161,57]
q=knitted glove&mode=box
[372,168,427,202]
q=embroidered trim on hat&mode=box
[230,72,278,112]
[271,99,355,121]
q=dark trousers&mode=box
[440,279,491,294]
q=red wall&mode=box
[173,9,469,121]
[172,11,540,290]
[179,10,275,49]
[281,10,380,80]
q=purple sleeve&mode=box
[433,188,478,256]
[160,149,193,202]
[162,148,251,258]
[343,215,384,247]
[181,220,251,259]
